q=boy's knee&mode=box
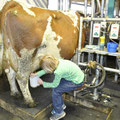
[52,88,62,95]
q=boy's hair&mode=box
[40,54,59,73]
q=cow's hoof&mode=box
[11,92,22,99]
[24,101,38,108]
[28,102,37,108]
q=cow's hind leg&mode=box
[16,48,36,107]
[16,77,36,107]
[5,67,21,98]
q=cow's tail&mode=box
[0,10,3,75]
[0,11,1,33]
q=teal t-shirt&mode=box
[37,59,84,88]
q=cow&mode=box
[0,0,85,107]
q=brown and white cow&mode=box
[0,0,85,107]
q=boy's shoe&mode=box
[62,104,66,110]
[50,111,66,120]
[51,104,66,114]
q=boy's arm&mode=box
[43,74,61,88]
[36,70,46,77]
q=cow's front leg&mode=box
[5,67,21,98]
[16,76,36,107]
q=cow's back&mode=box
[0,1,85,60]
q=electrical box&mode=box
[93,23,101,38]
[110,24,119,39]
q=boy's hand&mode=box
[38,78,43,85]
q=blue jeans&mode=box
[52,78,83,114]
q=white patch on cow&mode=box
[14,10,18,14]
[53,14,56,18]
[13,0,36,16]
[6,67,19,96]
[74,30,76,33]
[0,0,36,16]
[0,0,7,11]
[5,44,18,70]
[61,11,78,27]
[37,16,62,58]
[0,34,3,75]
[5,69,9,73]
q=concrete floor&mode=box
[0,61,120,120]
[0,100,108,120]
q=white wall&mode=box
[48,0,59,10]
[71,2,91,15]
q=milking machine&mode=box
[84,61,105,89]
[73,61,106,101]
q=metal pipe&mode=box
[63,0,66,10]
[119,0,120,16]
[89,22,93,45]
[93,54,100,100]
[96,0,101,12]
[93,69,99,100]
[100,55,104,65]
[67,0,71,10]
[114,57,118,82]
[60,0,63,10]
[58,0,60,10]
[78,17,83,50]
[63,0,70,11]
[105,0,109,17]
[81,53,85,63]
[115,0,119,17]
[77,52,81,65]
[78,62,120,74]
[84,0,88,17]
[91,0,95,17]
[89,0,95,45]
[101,0,105,17]
[88,0,94,66]
[83,17,120,21]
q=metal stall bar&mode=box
[78,62,120,74]
[93,54,100,100]
[63,0,71,10]
[77,17,83,64]
[60,0,63,10]
[97,0,101,12]
[101,0,105,17]
[84,0,88,17]
[88,0,95,70]
[105,0,109,16]
[75,16,83,98]
[83,17,120,22]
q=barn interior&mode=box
[0,0,120,120]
